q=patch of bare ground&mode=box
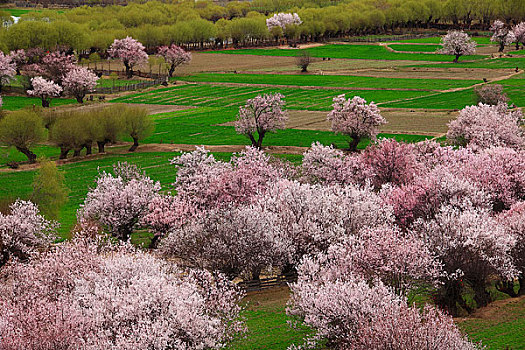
[242,286,291,310]
[220,108,455,136]
[175,53,299,75]
[455,295,525,324]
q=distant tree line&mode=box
[0,0,523,54]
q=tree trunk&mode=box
[518,277,525,296]
[59,147,70,159]
[73,148,81,157]
[454,54,460,63]
[97,141,106,153]
[347,135,361,152]
[85,144,92,155]
[496,280,518,297]
[251,267,262,281]
[76,95,84,104]
[168,64,175,78]
[499,42,505,52]
[149,234,161,249]
[517,42,521,50]
[124,61,133,78]
[128,137,139,152]
[16,146,37,163]
[42,98,50,108]
[255,131,266,149]
[248,133,257,148]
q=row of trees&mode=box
[1,0,524,52]
[0,104,153,163]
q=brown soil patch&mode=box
[175,53,298,75]
[456,295,525,323]
[221,108,455,136]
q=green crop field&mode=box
[112,84,434,111]
[174,73,480,90]
[208,44,484,61]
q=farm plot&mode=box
[208,44,484,62]
[174,73,480,91]
[142,107,431,148]
[112,84,434,111]
[411,57,525,69]
[395,36,493,45]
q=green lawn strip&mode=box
[173,73,480,90]
[410,57,525,69]
[388,44,442,52]
[1,95,76,110]
[112,84,433,111]
[207,44,483,62]
[0,145,60,167]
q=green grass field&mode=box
[1,96,76,110]
[174,73,480,90]
[388,44,442,52]
[96,78,142,88]
[208,44,484,62]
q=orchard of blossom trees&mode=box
[2,82,525,346]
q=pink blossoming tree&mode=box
[0,200,56,268]
[327,95,386,152]
[513,22,525,50]
[78,163,160,241]
[0,52,16,93]
[447,103,525,150]
[157,44,192,77]
[62,66,99,103]
[235,93,288,148]
[491,20,516,52]
[27,76,63,107]
[108,36,149,78]
[413,205,516,313]
[288,256,480,349]
[440,30,477,62]
[0,240,245,349]
[498,201,525,295]
[8,49,26,75]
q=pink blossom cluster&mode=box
[8,49,27,72]
[266,12,302,31]
[0,200,56,267]
[440,30,477,62]
[288,257,480,350]
[157,44,192,77]
[0,51,16,87]
[78,162,161,241]
[170,146,282,209]
[36,51,77,84]
[235,93,288,148]
[491,20,516,51]
[447,103,525,150]
[0,240,245,349]
[327,95,386,151]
